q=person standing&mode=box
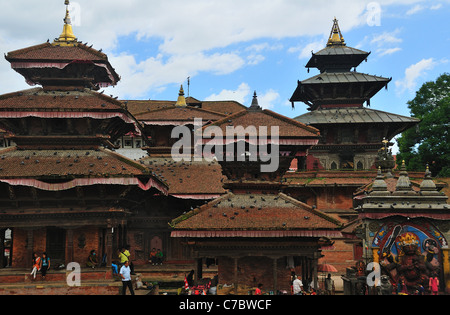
[429,274,439,295]
[325,274,335,295]
[120,260,135,295]
[292,275,303,295]
[40,252,51,280]
[123,245,135,275]
[118,248,128,268]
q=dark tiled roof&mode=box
[286,177,372,187]
[0,147,148,178]
[312,45,369,57]
[206,109,320,138]
[0,88,127,112]
[124,99,247,117]
[201,100,247,115]
[6,42,108,61]
[170,192,342,230]
[295,108,420,125]
[135,106,226,123]
[141,157,226,196]
[301,72,390,85]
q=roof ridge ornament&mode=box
[175,85,187,107]
[327,17,346,47]
[395,160,413,192]
[53,0,78,47]
[248,91,262,111]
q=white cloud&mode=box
[205,83,251,104]
[369,29,403,57]
[0,0,438,98]
[406,4,425,15]
[377,47,402,56]
[430,4,443,10]
[289,40,326,60]
[204,83,280,110]
[371,29,403,46]
[395,58,438,94]
[107,52,245,99]
[258,89,280,110]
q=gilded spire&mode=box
[175,85,187,107]
[53,0,78,46]
[327,17,346,47]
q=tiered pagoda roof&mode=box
[170,93,342,238]
[5,3,119,90]
[290,18,392,111]
[0,1,168,197]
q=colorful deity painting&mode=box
[372,221,447,294]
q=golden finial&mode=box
[175,85,187,107]
[327,17,346,47]
[53,0,78,46]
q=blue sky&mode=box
[0,0,448,124]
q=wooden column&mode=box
[106,227,113,265]
[26,229,34,266]
[273,257,278,293]
[66,229,74,264]
[443,248,450,294]
[313,252,319,291]
[233,257,239,294]
[0,229,5,269]
[196,258,203,281]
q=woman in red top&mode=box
[30,253,41,281]
[429,274,439,295]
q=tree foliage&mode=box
[397,73,450,177]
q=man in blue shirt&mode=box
[120,260,135,295]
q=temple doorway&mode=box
[46,228,66,265]
[150,236,163,253]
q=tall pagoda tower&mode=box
[0,1,167,269]
[284,18,422,274]
[291,18,420,172]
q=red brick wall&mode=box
[11,228,46,268]
[11,227,101,268]
[71,227,100,266]
[320,240,356,273]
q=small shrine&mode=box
[347,163,450,294]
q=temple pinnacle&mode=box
[53,0,78,46]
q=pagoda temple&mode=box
[0,2,167,268]
[283,18,422,273]
[291,18,420,172]
[170,93,343,294]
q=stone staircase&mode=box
[0,263,218,295]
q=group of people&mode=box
[396,275,440,295]
[30,252,51,281]
[149,248,163,265]
[110,245,136,295]
[291,273,335,295]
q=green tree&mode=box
[397,73,450,177]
